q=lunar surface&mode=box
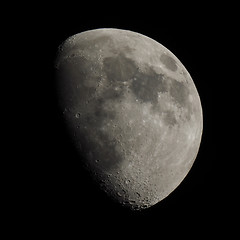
[55,28,203,210]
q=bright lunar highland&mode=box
[55,28,203,210]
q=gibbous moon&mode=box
[55,28,203,210]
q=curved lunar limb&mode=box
[55,28,203,210]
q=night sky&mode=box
[16,3,232,237]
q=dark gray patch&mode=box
[160,53,178,71]
[103,87,124,100]
[92,86,124,131]
[103,54,137,83]
[75,54,139,172]
[166,77,193,121]
[94,107,116,120]
[163,111,177,126]
[77,127,124,172]
[73,104,122,172]
[94,97,116,127]
[169,79,189,107]
[130,68,167,106]
[110,45,135,55]
[103,53,169,108]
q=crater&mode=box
[160,53,178,72]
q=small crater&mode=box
[125,179,131,185]
[75,113,81,118]
[117,192,122,197]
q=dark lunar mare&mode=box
[103,52,192,119]
[160,53,178,71]
[76,51,193,172]
[55,29,203,210]
[57,49,193,173]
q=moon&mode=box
[54,28,203,210]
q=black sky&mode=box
[17,3,232,236]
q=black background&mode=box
[13,2,235,237]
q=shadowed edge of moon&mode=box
[55,29,202,210]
